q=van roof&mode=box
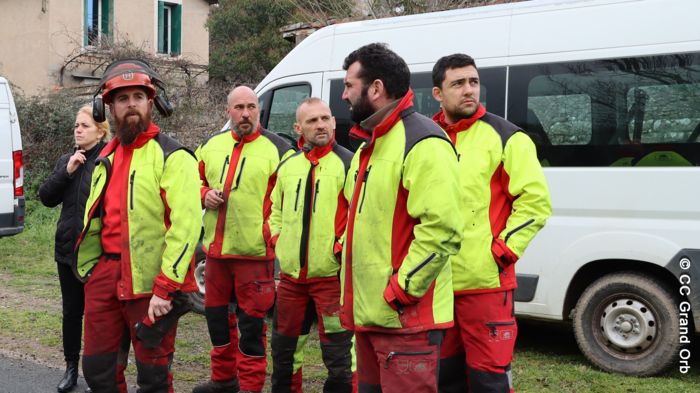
[257,0,700,91]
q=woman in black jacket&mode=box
[39,105,110,393]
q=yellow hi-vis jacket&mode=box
[341,90,464,333]
[75,128,202,300]
[434,107,552,294]
[196,126,294,260]
[270,137,353,281]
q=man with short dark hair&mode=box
[270,97,355,393]
[193,86,294,393]
[75,59,202,392]
[339,43,464,393]
[431,53,551,393]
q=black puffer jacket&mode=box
[39,142,105,266]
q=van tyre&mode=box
[573,272,680,376]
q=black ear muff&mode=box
[93,94,106,122]
[154,93,174,118]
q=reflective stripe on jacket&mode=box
[75,130,202,299]
[434,108,552,294]
[196,126,294,260]
[341,90,463,333]
[269,138,352,281]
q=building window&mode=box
[84,0,112,46]
[158,1,182,55]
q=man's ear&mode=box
[432,86,443,104]
[293,122,302,136]
[371,79,385,99]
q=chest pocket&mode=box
[230,154,273,197]
[458,146,498,228]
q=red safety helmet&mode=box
[98,59,160,104]
[93,59,172,122]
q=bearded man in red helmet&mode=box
[74,59,202,393]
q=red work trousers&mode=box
[355,329,444,393]
[439,290,517,393]
[83,257,177,393]
[204,257,276,392]
[271,277,355,393]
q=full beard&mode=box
[349,86,374,124]
[115,112,149,145]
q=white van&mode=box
[251,0,700,376]
[0,77,25,237]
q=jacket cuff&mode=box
[152,272,181,301]
[491,238,519,268]
[383,274,419,311]
[200,186,211,207]
[333,241,343,263]
[270,234,280,249]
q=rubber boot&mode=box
[57,360,79,392]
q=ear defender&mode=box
[154,92,174,117]
[93,94,106,123]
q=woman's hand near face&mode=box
[66,150,86,175]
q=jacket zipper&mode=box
[232,157,246,191]
[404,253,436,293]
[93,173,102,192]
[504,218,535,243]
[312,179,320,213]
[129,170,136,210]
[384,350,433,369]
[486,321,516,338]
[172,243,189,278]
[299,164,316,269]
[358,165,371,214]
[219,155,229,184]
[294,178,301,211]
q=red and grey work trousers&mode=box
[439,290,517,393]
[271,277,356,393]
[204,256,276,392]
[83,256,177,393]
[355,329,444,393]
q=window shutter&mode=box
[157,1,165,53]
[172,4,182,55]
[101,0,112,38]
[83,0,89,46]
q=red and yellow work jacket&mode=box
[269,136,353,281]
[196,125,294,260]
[75,125,202,300]
[341,90,464,333]
[434,105,552,294]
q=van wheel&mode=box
[188,249,206,315]
[573,272,680,376]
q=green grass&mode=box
[1,202,699,392]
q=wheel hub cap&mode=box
[600,298,656,352]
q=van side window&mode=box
[508,53,700,166]
[328,68,506,151]
[267,84,311,141]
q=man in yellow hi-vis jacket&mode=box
[269,98,356,393]
[193,86,294,393]
[340,43,464,393]
[75,59,202,392]
[432,53,552,393]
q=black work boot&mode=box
[57,360,79,392]
[192,379,240,393]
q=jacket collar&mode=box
[362,89,415,146]
[432,104,486,142]
[232,123,262,143]
[297,134,335,165]
[99,122,160,157]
